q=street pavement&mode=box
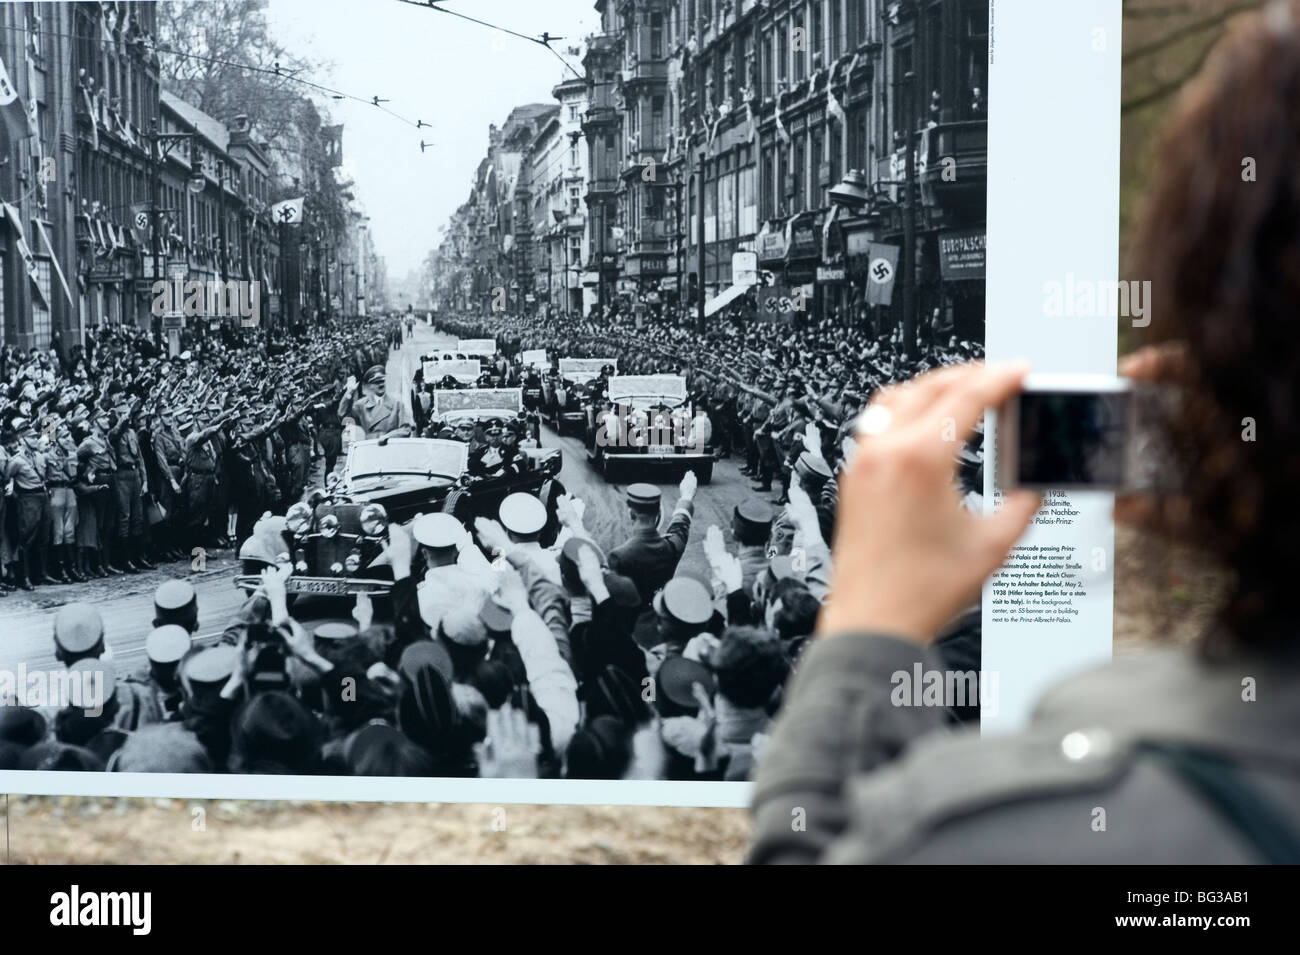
[0,323,759,675]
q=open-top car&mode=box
[421,357,481,386]
[430,387,545,448]
[544,357,616,436]
[457,338,497,358]
[587,374,713,484]
[234,425,563,598]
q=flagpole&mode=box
[148,120,167,355]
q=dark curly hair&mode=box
[1129,0,1300,649]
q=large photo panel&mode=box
[0,0,1114,805]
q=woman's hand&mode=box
[817,361,1040,645]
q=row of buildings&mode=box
[429,0,987,352]
[0,1,386,354]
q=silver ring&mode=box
[855,405,893,437]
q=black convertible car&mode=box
[235,429,563,598]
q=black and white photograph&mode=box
[0,0,988,789]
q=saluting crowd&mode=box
[0,318,402,595]
[1,298,984,779]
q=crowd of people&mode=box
[438,298,984,506]
[0,299,983,779]
[2,468,840,778]
[0,317,402,594]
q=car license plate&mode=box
[649,444,675,455]
[285,577,351,595]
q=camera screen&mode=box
[1017,391,1129,487]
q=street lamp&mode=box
[552,207,569,317]
[829,169,870,210]
[148,122,200,356]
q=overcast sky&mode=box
[263,0,597,286]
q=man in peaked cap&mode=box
[633,575,714,679]
[608,471,697,608]
[410,512,491,636]
[66,654,162,733]
[494,492,560,584]
[109,396,154,574]
[123,624,193,722]
[338,365,406,440]
[153,579,199,633]
[2,417,53,589]
[731,499,774,596]
[52,603,106,666]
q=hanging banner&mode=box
[865,242,900,307]
[0,53,29,144]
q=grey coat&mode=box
[749,633,1300,863]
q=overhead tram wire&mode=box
[0,23,435,141]
[154,43,430,131]
[394,0,587,82]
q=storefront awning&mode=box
[704,282,748,318]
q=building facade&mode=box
[431,0,987,347]
[0,1,370,351]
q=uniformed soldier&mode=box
[497,491,560,584]
[176,408,236,553]
[338,365,406,439]
[153,579,200,633]
[109,399,154,573]
[146,407,186,563]
[52,602,107,666]
[731,499,774,596]
[123,625,193,721]
[411,512,492,636]
[748,384,776,490]
[631,575,713,679]
[467,417,519,477]
[608,473,697,607]
[45,418,83,583]
[2,418,51,589]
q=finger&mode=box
[931,361,1030,451]
[978,490,1042,572]
[883,362,984,427]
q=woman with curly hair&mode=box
[750,1,1300,864]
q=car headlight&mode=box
[286,502,312,535]
[359,503,388,537]
[319,513,341,538]
[344,552,361,573]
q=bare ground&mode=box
[1,524,1221,864]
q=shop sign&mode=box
[938,228,987,280]
[786,212,822,260]
[757,230,786,263]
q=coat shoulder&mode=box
[828,649,1300,863]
